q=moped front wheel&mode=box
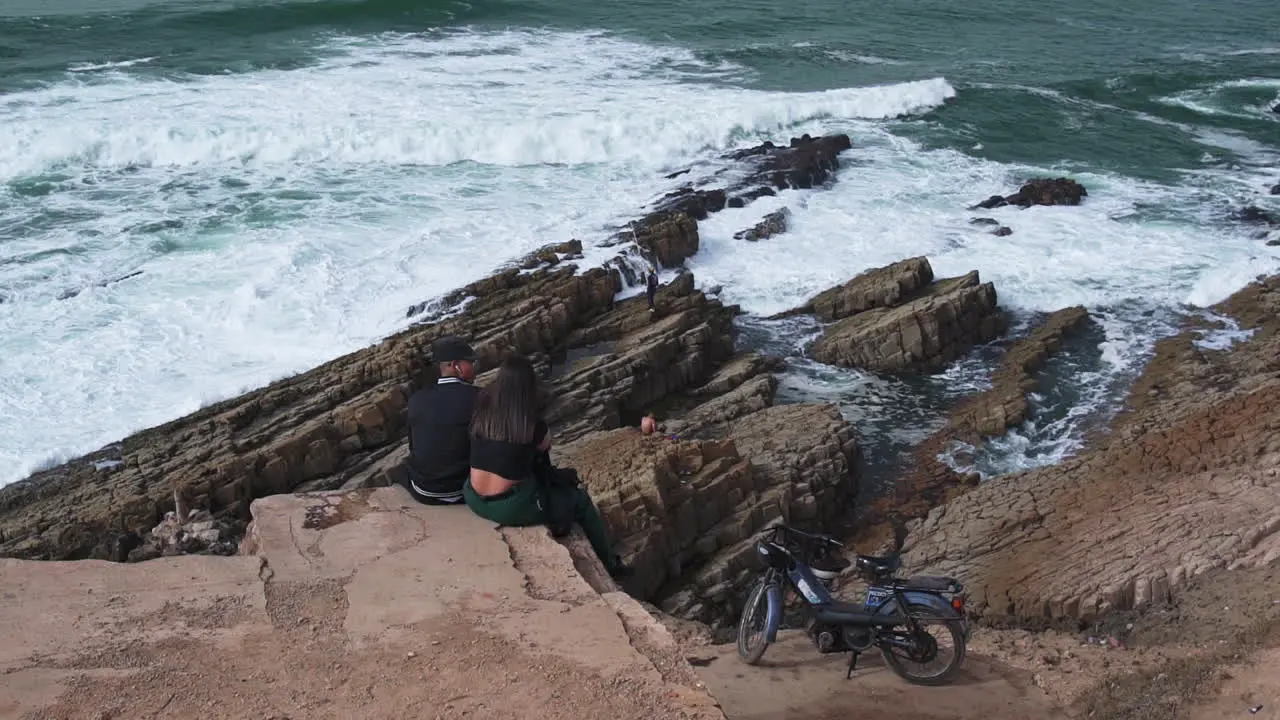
[736,580,772,665]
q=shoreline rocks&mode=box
[607,133,852,274]
[733,208,789,242]
[972,177,1088,210]
[0,134,863,628]
[555,400,858,625]
[851,306,1095,545]
[795,258,1008,373]
[899,275,1280,623]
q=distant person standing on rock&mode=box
[645,266,659,313]
[402,336,479,505]
[464,355,631,578]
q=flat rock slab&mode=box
[0,486,723,719]
[697,630,1058,720]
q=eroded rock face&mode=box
[972,178,1088,210]
[556,401,857,625]
[806,266,1007,373]
[900,276,1280,623]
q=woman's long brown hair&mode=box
[470,355,539,444]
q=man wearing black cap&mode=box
[403,336,479,505]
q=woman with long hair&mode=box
[465,355,628,577]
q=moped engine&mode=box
[842,626,875,652]
[808,622,846,653]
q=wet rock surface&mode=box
[607,132,852,269]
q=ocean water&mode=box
[1,0,1278,487]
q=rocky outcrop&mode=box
[0,486,725,719]
[901,276,1280,623]
[518,238,585,270]
[723,133,853,195]
[1236,205,1278,224]
[948,306,1093,438]
[733,208,789,242]
[781,257,933,322]
[0,263,751,564]
[803,260,1007,373]
[856,306,1096,541]
[972,178,1088,210]
[1269,183,1280,195]
[0,133,861,622]
[555,402,858,625]
[611,133,852,269]
[0,264,625,561]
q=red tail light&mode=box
[951,596,965,612]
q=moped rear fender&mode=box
[877,591,969,637]
[764,583,784,643]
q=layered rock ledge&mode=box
[901,275,1280,623]
[556,401,857,625]
[790,257,1008,373]
[0,487,724,719]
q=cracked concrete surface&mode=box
[0,486,723,719]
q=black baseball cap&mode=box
[431,336,476,363]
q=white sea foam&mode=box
[1,28,1278,488]
[684,124,1278,476]
[1156,78,1280,121]
[1191,311,1258,351]
[686,129,1276,317]
[0,29,959,486]
[0,33,954,180]
[67,56,156,73]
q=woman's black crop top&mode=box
[470,420,548,480]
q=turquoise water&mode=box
[1,0,1278,485]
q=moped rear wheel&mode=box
[736,580,772,665]
[880,604,966,685]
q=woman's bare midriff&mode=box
[470,468,517,496]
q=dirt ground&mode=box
[0,489,723,720]
[697,629,1057,720]
[699,563,1280,720]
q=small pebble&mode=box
[407,652,416,659]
